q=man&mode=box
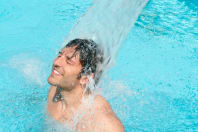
[47,39,124,132]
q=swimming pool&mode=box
[0,0,198,131]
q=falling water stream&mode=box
[63,0,148,70]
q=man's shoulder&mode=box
[92,95,124,132]
[93,95,110,111]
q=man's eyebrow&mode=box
[69,50,79,59]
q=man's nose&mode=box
[53,56,63,67]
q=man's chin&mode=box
[48,76,58,86]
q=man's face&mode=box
[48,46,82,90]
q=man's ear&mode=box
[80,73,94,85]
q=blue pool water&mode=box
[0,0,198,131]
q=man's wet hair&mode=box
[65,38,104,85]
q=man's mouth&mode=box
[52,69,61,76]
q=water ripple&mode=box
[51,0,92,25]
[136,0,198,40]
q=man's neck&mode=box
[59,85,83,109]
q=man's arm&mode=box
[47,85,62,120]
[47,85,57,103]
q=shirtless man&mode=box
[47,39,124,132]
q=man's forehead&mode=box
[61,46,80,60]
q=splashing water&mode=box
[9,53,47,87]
